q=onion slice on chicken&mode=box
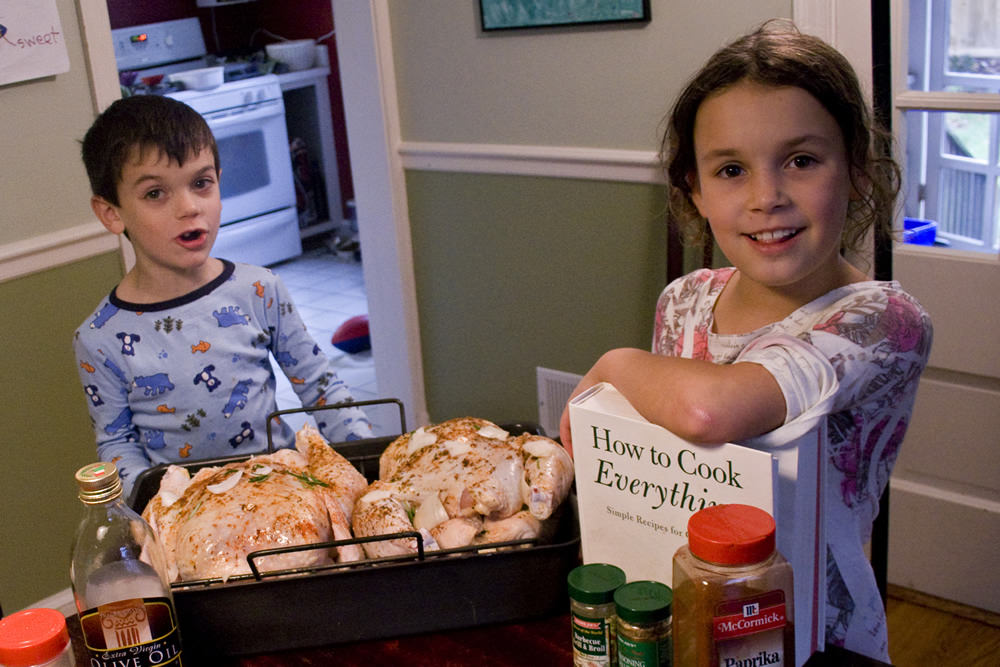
[412,493,449,531]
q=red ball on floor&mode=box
[332,315,371,354]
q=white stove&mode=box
[112,18,301,267]
[113,18,207,71]
[165,73,282,116]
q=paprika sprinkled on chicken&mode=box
[352,417,574,558]
[142,424,367,582]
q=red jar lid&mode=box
[687,504,775,565]
[0,608,69,666]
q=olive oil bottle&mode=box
[70,462,184,666]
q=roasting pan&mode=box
[128,399,581,658]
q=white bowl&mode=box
[168,66,225,91]
[266,39,317,71]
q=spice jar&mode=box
[71,462,183,666]
[568,563,626,666]
[614,580,672,667]
[0,608,75,667]
[672,504,794,667]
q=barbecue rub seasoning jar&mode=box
[614,580,672,666]
[568,563,626,666]
[672,504,793,667]
[70,462,184,666]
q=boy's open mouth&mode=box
[747,228,801,243]
[179,230,204,242]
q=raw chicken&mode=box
[142,424,367,582]
[352,417,574,559]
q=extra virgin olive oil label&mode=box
[79,597,183,666]
[713,590,788,666]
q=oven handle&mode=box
[205,99,285,128]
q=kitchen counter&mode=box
[66,611,892,665]
[275,65,331,88]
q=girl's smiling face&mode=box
[689,81,857,303]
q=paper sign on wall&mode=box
[0,0,71,87]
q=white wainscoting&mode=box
[1,144,661,283]
[0,221,119,283]
[399,141,662,184]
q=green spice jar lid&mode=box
[567,563,627,605]
[687,503,776,565]
[614,580,672,624]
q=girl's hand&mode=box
[558,366,606,457]
[558,404,574,457]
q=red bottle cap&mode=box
[0,608,69,666]
[687,503,776,565]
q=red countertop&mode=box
[67,611,890,666]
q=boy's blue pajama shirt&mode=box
[73,260,372,497]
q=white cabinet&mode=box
[277,67,345,240]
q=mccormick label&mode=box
[79,597,183,666]
[713,590,786,666]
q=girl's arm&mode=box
[559,347,786,455]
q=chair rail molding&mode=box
[398,141,662,184]
[0,222,117,283]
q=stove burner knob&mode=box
[243,91,254,105]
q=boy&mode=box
[74,95,372,498]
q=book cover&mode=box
[568,382,825,666]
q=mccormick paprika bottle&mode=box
[70,462,183,666]
[672,504,793,666]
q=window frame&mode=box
[895,0,1000,254]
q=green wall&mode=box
[0,252,123,612]
[406,171,666,423]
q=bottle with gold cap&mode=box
[70,462,183,666]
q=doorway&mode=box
[82,0,427,427]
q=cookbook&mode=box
[569,382,826,666]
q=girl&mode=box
[560,21,932,662]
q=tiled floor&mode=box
[266,241,379,432]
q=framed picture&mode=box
[479,0,651,32]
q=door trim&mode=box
[333,0,428,426]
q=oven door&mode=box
[205,99,297,226]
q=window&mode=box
[901,0,1000,253]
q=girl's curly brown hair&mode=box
[660,20,900,258]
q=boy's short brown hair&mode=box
[81,95,219,206]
